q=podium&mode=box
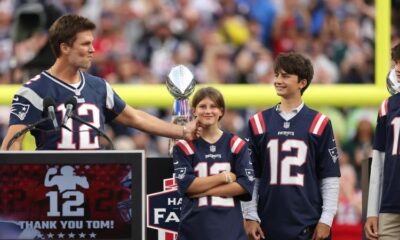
[0,151,145,240]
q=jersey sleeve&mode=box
[316,120,341,179]
[231,136,254,202]
[9,86,43,126]
[247,112,266,178]
[104,82,127,122]
[172,141,196,195]
[373,99,388,151]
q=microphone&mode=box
[69,114,115,150]
[43,97,59,131]
[62,96,77,125]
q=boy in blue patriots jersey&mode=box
[1,14,200,150]
[365,43,400,240]
[172,87,254,240]
[242,52,340,240]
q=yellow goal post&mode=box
[0,0,390,108]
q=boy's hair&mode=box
[274,52,314,95]
[191,87,225,120]
[392,43,400,62]
[49,14,96,57]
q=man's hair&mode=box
[392,43,400,62]
[191,87,225,120]
[48,14,96,57]
[274,52,314,95]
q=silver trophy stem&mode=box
[166,65,196,155]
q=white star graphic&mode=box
[89,232,97,238]
[57,232,65,238]
[79,232,86,238]
[47,233,54,239]
[68,232,76,238]
[37,233,44,239]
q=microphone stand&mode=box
[70,115,114,150]
[6,117,50,150]
[6,119,71,150]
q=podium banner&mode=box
[146,157,181,240]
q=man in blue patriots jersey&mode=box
[173,87,254,240]
[365,43,400,240]
[1,14,200,150]
[242,52,340,240]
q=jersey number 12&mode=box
[267,139,307,186]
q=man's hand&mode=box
[184,120,202,140]
[365,216,379,240]
[244,220,265,240]
[312,222,330,240]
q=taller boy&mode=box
[243,52,340,240]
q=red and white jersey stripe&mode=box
[378,98,389,117]
[230,135,246,154]
[309,113,329,136]
[250,112,266,135]
[176,140,195,155]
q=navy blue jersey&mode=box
[172,132,254,240]
[248,105,340,240]
[373,96,400,213]
[9,71,126,150]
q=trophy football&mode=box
[166,65,196,154]
[387,68,400,95]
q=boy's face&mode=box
[394,60,400,81]
[274,70,306,99]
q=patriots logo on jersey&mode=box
[328,147,339,163]
[245,169,255,182]
[10,103,30,120]
[175,168,187,180]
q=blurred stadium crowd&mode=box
[0,0,397,238]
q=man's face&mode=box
[274,70,306,99]
[65,30,95,70]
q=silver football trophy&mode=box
[166,65,196,155]
[387,68,400,95]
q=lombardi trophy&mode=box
[166,65,196,155]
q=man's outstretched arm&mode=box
[1,124,27,150]
[114,105,201,140]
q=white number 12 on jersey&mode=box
[267,139,308,186]
[57,103,101,149]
